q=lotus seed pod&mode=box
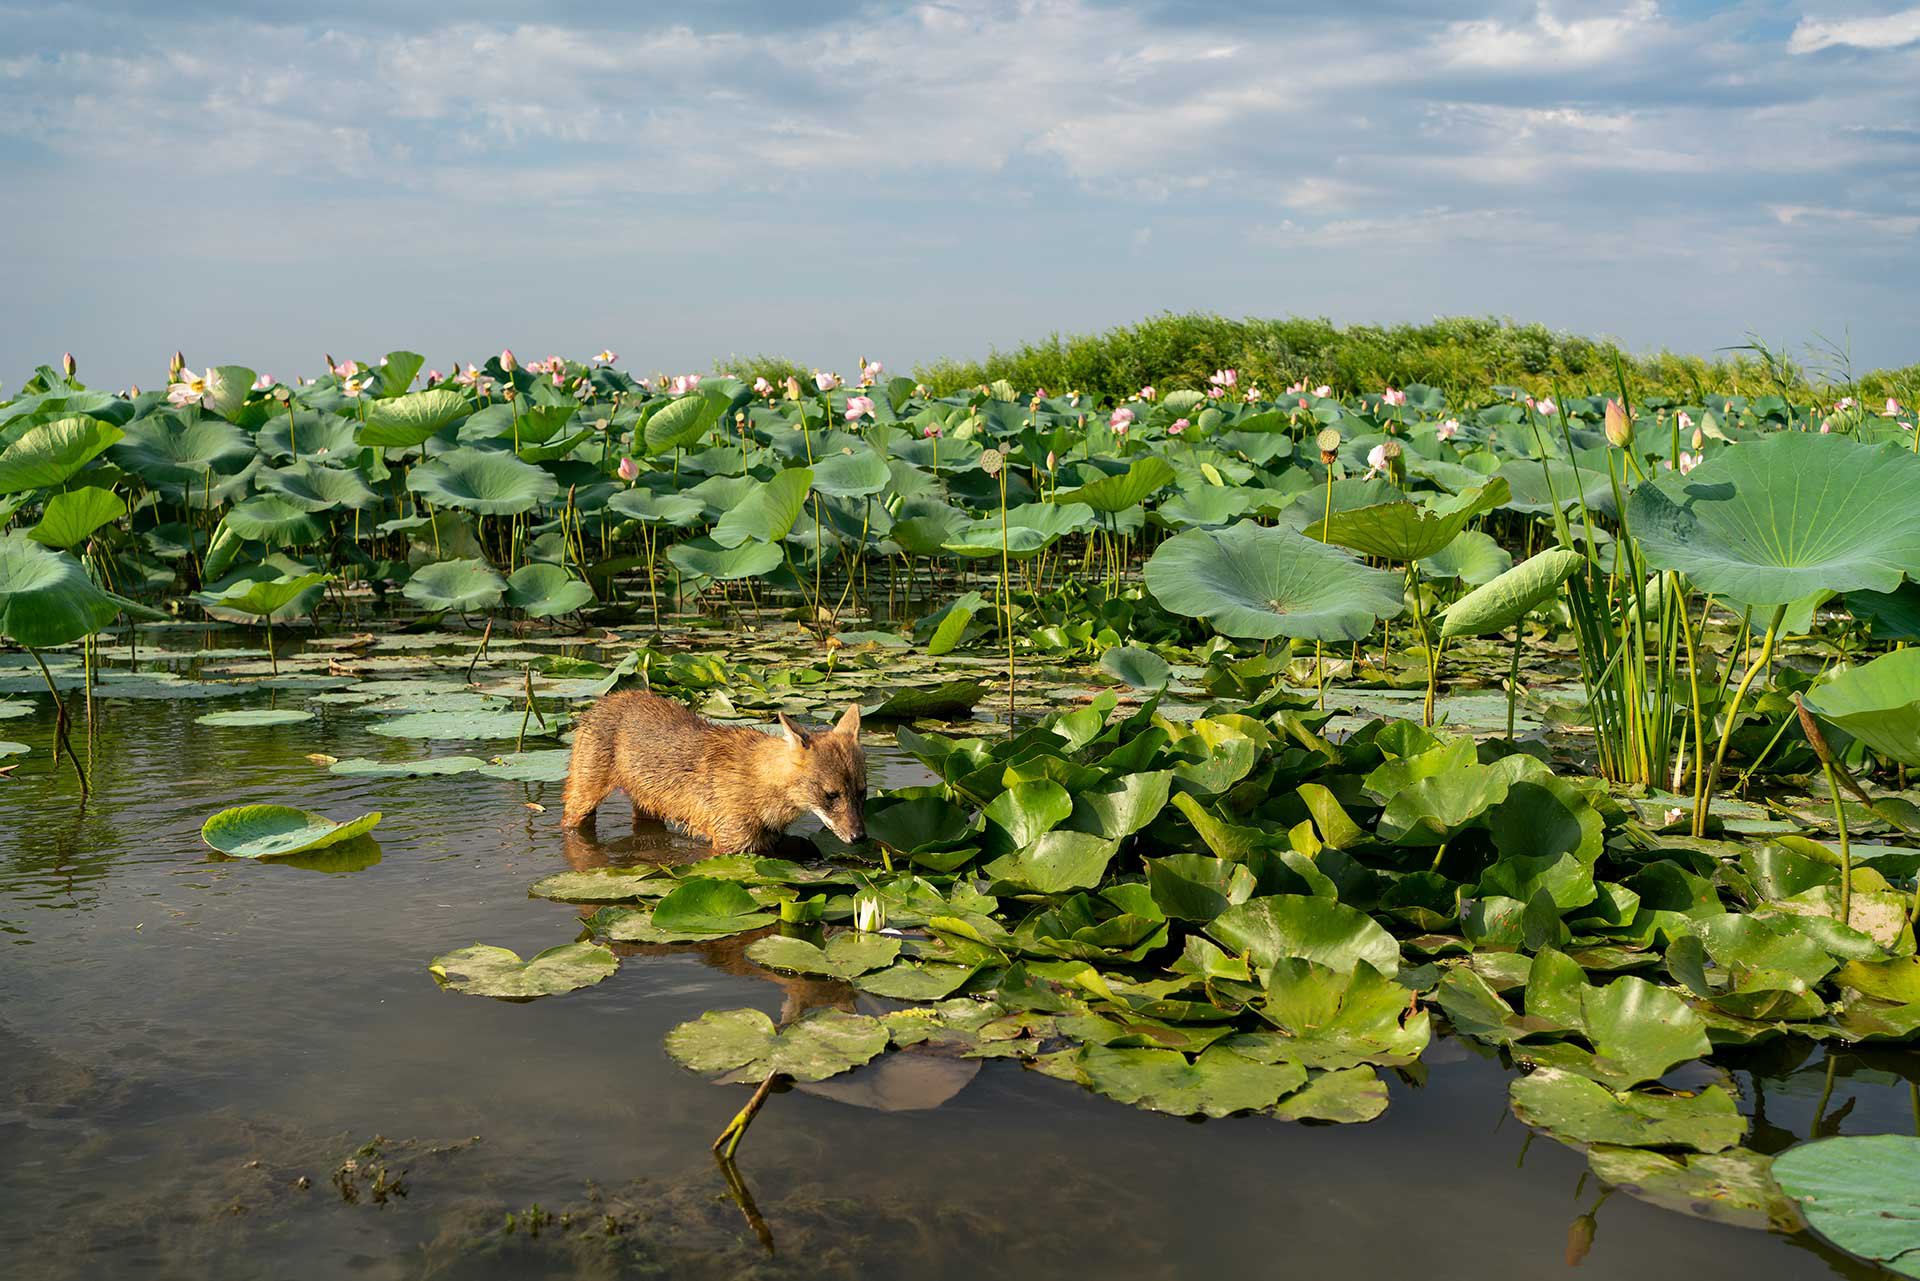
[1380,439,1402,460]
[1315,428,1342,464]
[979,447,1004,477]
[1604,398,1633,448]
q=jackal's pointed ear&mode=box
[834,702,862,736]
[776,712,810,747]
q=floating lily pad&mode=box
[1773,1135,1920,1274]
[1587,1144,1800,1231]
[747,932,901,979]
[665,1007,890,1083]
[530,868,668,903]
[194,709,316,728]
[329,756,489,777]
[1272,1066,1390,1123]
[368,710,563,740]
[1509,1067,1745,1152]
[1074,1044,1307,1117]
[201,803,384,859]
[475,750,573,782]
[428,941,617,1000]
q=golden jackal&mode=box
[561,692,866,853]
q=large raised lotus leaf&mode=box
[0,535,156,646]
[1250,957,1431,1069]
[356,388,471,448]
[1052,456,1176,513]
[1803,649,1920,767]
[403,558,507,613]
[666,536,784,582]
[942,520,1054,560]
[110,415,255,486]
[221,495,326,546]
[809,449,890,499]
[194,565,329,621]
[505,563,594,617]
[1509,1067,1745,1152]
[1206,894,1401,978]
[1587,1145,1801,1232]
[665,1007,889,1083]
[255,460,381,512]
[1440,547,1585,639]
[1074,1044,1308,1117]
[1773,1136,1920,1276]
[746,931,901,979]
[201,803,383,858]
[1630,432,1920,605]
[1495,453,1619,516]
[429,940,616,1000]
[1303,478,1508,562]
[1144,520,1405,642]
[1420,529,1512,584]
[0,415,123,494]
[406,447,559,515]
[1100,645,1172,690]
[712,467,814,547]
[606,487,705,526]
[26,486,125,551]
[643,390,727,455]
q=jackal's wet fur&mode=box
[561,692,866,852]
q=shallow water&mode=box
[0,644,1910,1280]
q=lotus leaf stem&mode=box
[28,647,87,797]
[1695,603,1786,837]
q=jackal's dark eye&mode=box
[824,790,841,805]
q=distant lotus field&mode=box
[9,347,1920,1270]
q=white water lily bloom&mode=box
[854,891,886,933]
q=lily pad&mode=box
[1075,1044,1307,1117]
[201,803,383,859]
[193,709,316,728]
[428,940,617,1000]
[665,1007,890,1083]
[1773,1135,1920,1275]
[1509,1067,1745,1152]
[1271,1066,1390,1123]
[1588,1145,1800,1231]
[746,932,901,979]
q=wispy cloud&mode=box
[0,0,1914,384]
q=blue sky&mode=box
[2,0,1916,389]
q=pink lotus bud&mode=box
[1888,398,1904,416]
[1381,387,1407,407]
[1677,411,1694,431]
[499,349,518,372]
[617,457,639,482]
[1045,450,1056,470]
[1109,406,1136,429]
[1168,418,1189,435]
[815,371,841,392]
[1604,399,1631,448]
[61,352,76,377]
[845,395,875,422]
[923,424,942,439]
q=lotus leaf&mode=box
[0,536,154,646]
[407,448,559,515]
[504,563,594,618]
[1440,548,1585,639]
[26,487,125,551]
[1804,649,1920,766]
[357,388,471,447]
[201,803,383,858]
[1304,479,1508,562]
[1144,520,1405,642]
[0,416,123,494]
[1630,433,1920,605]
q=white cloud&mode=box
[1789,7,1920,53]
[1437,1,1665,70]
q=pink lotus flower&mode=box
[1298,398,1310,409]
[670,373,702,396]
[845,395,875,422]
[1677,451,1702,474]
[596,350,617,365]
[500,349,518,373]
[1677,411,1694,431]
[341,375,370,399]
[1109,406,1136,430]
[1243,387,1261,403]
[815,371,841,392]
[923,424,942,439]
[1314,385,1331,398]
[914,383,930,397]
[753,377,773,396]
[1207,385,1226,399]
[1209,368,1238,389]
[1437,419,1460,441]
[1888,398,1904,416]
[1286,381,1305,394]
[617,456,639,482]
[1381,387,1406,407]
[1139,385,1157,402]
[1365,443,1390,476]
[1168,418,1189,436]
[1535,397,1557,417]
[1819,420,1833,434]
[552,371,565,388]
[252,373,275,391]
[636,377,653,391]
[425,369,443,386]
[860,359,884,385]
[1836,396,1856,411]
